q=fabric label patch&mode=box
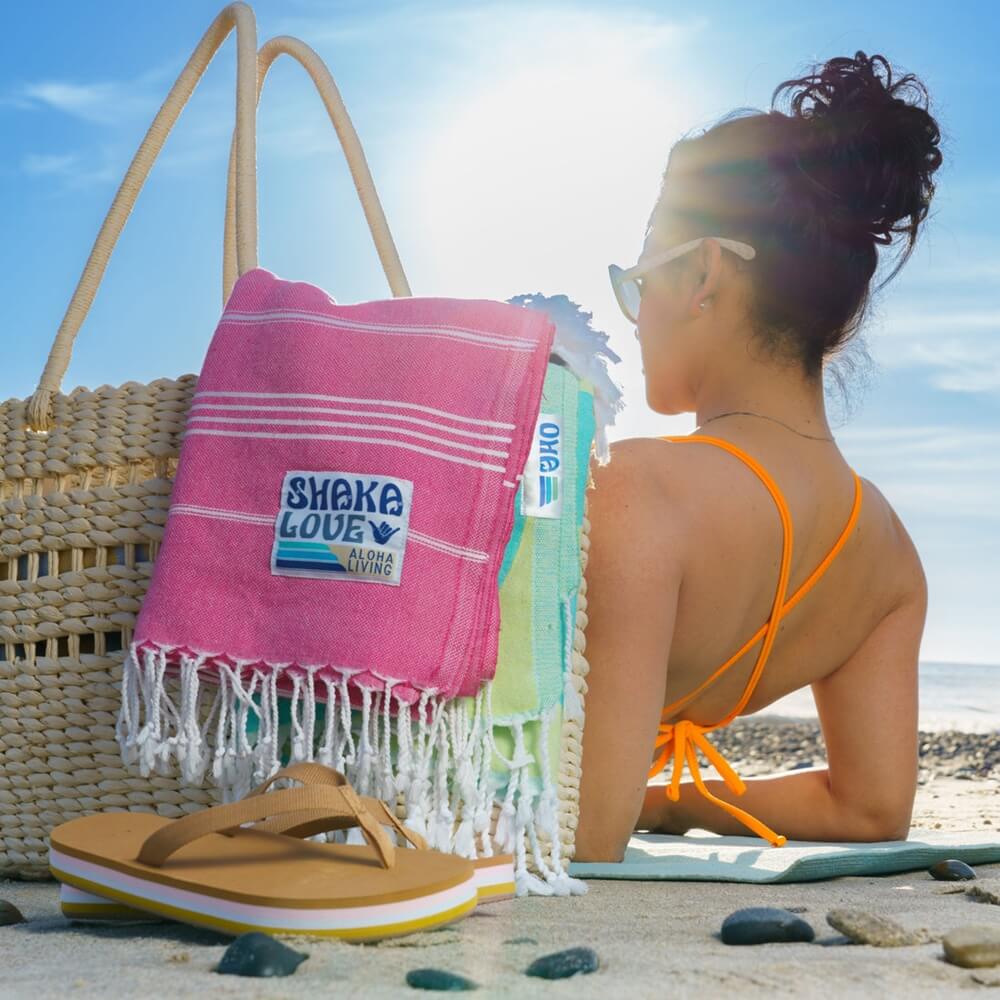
[521,412,563,519]
[272,471,413,586]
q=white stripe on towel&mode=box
[189,402,513,443]
[185,415,510,460]
[169,504,274,526]
[168,505,490,563]
[194,391,517,430]
[182,428,510,473]
[220,308,540,352]
[408,529,489,562]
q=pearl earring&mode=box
[699,300,708,310]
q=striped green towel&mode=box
[467,361,596,894]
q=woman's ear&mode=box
[688,239,723,317]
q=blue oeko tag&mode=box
[521,412,563,519]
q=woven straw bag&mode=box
[0,2,415,877]
[2,1,593,883]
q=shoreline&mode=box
[711,716,1000,782]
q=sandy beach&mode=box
[3,757,998,999]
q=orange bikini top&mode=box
[649,434,864,847]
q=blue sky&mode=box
[2,1,997,664]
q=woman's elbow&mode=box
[573,826,630,864]
[870,816,912,842]
[848,807,913,843]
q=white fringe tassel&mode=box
[117,642,586,897]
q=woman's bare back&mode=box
[650,426,921,725]
[573,428,927,860]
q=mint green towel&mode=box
[490,363,594,721]
[471,365,593,791]
[569,829,1000,883]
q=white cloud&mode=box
[6,44,234,187]
[6,40,190,123]
[883,309,1000,334]
[869,300,1000,393]
[909,340,1000,393]
[19,143,128,190]
[20,152,80,176]
[17,80,155,125]
[838,424,1000,519]
[912,258,1000,284]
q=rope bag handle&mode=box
[26,1,258,431]
[220,33,411,305]
[27,4,411,431]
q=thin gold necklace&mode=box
[698,410,835,442]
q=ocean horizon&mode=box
[758,661,1000,733]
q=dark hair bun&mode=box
[770,51,943,246]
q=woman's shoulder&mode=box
[585,436,690,537]
[585,435,719,564]
[589,433,772,517]
[588,435,696,505]
[854,474,928,608]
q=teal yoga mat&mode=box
[568,829,1000,883]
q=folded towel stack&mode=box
[116,271,625,897]
[119,267,551,766]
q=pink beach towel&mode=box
[120,267,554,778]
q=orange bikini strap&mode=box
[657,435,862,719]
[778,469,862,618]
[660,435,794,725]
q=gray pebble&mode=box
[967,882,1000,906]
[406,968,478,991]
[943,925,1000,968]
[0,900,24,926]
[720,907,814,945]
[929,859,977,881]
[215,932,308,977]
[826,908,934,947]
[525,947,599,979]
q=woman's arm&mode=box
[639,767,876,838]
[574,439,685,862]
[641,546,928,843]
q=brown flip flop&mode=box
[50,763,478,940]
[58,762,515,923]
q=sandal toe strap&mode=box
[136,783,395,869]
[243,761,428,850]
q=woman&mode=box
[575,51,943,861]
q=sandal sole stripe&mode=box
[50,850,477,939]
[58,854,516,918]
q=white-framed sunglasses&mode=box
[608,236,757,325]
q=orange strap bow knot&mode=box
[650,718,787,847]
